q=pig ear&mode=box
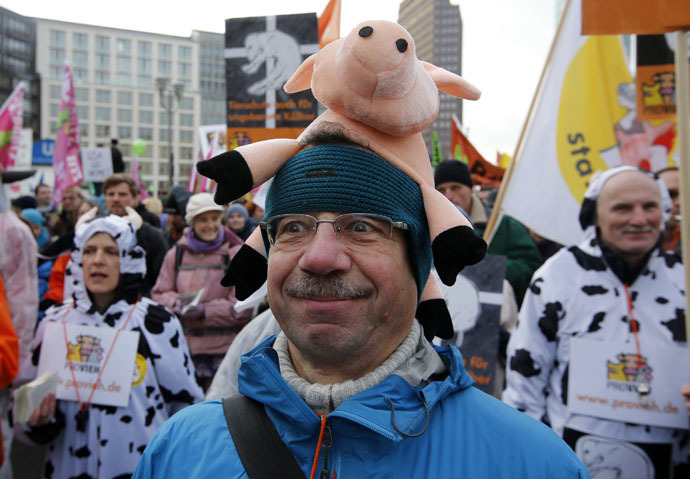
[284,54,316,93]
[421,61,481,100]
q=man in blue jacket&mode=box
[135,129,588,478]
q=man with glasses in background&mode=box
[135,132,586,478]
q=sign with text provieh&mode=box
[37,322,139,408]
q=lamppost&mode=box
[155,78,184,192]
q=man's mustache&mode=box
[620,225,655,234]
[286,275,371,300]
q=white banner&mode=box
[81,147,113,182]
[500,0,634,246]
[38,322,139,408]
[568,337,689,429]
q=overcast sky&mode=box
[1,0,557,161]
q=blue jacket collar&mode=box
[237,335,474,442]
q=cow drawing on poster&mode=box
[242,30,302,96]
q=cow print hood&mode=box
[68,215,146,313]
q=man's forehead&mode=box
[598,171,660,203]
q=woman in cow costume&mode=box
[14,210,202,479]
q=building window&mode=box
[158,60,171,76]
[95,53,110,69]
[49,103,60,117]
[80,124,89,137]
[74,87,89,102]
[49,48,65,64]
[179,163,193,177]
[116,55,131,73]
[50,30,65,47]
[139,92,153,107]
[158,43,172,59]
[118,126,132,139]
[117,109,132,122]
[137,161,152,174]
[158,162,169,175]
[138,40,152,56]
[73,32,88,49]
[137,75,152,88]
[49,85,61,99]
[137,58,151,74]
[50,66,62,80]
[138,110,153,124]
[95,35,110,52]
[159,112,171,124]
[180,146,193,160]
[95,107,111,121]
[159,146,169,159]
[115,73,131,86]
[96,125,111,137]
[73,51,88,67]
[179,97,194,110]
[179,129,193,143]
[96,90,111,103]
[117,91,132,105]
[159,129,170,142]
[138,127,153,140]
[95,71,110,85]
[178,62,191,78]
[77,105,89,119]
[73,68,88,82]
[116,38,131,54]
[178,45,192,60]
[179,113,193,127]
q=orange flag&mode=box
[451,115,504,187]
[318,0,341,48]
[581,0,690,34]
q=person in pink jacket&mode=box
[152,193,252,390]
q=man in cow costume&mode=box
[504,165,688,478]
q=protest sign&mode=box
[81,147,113,182]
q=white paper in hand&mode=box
[13,371,58,424]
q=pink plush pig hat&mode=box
[198,20,487,328]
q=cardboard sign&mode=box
[225,13,318,136]
[433,254,506,395]
[568,337,689,429]
[37,322,139,408]
[81,147,113,182]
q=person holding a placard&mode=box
[12,211,203,479]
[504,166,688,478]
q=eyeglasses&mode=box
[261,213,409,247]
[667,189,679,200]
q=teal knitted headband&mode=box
[263,145,431,298]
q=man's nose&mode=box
[629,206,648,225]
[297,222,352,275]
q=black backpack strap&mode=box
[174,245,184,274]
[222,395,306,479]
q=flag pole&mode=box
[483,0,572,242]
[674,30,690,366]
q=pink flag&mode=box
[52,62,83,205]
[199,133,219,192]
[187,149,202,193]
[0,81,25,170]
[131,157,149,200]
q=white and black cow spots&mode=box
[14,296,203,479]
[504,226,688,476]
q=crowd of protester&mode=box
[0,149,687,478]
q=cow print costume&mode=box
[504,167,688,477]
[14,215,203,479]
